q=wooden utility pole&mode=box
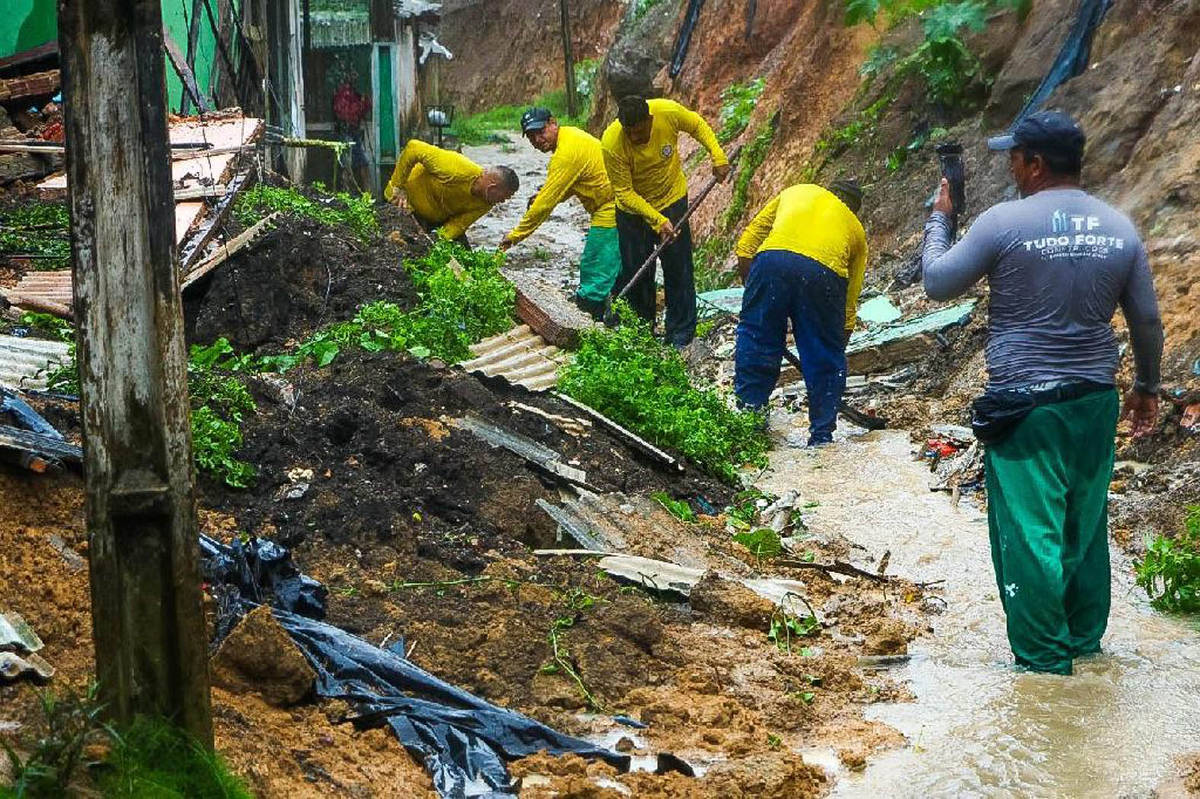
[58,0,213,745]
[558,0,578,117]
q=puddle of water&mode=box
[760,428,1200,799]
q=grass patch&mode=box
[1136,506,1200,613]
[449,60,599,146]
[721,118,777,230]
[0,203,71,270]
[234,183,378,240]
[558,305,768,483]
[0,687,249,799]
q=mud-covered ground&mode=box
[1,202,939,797]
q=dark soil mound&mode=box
[184,206,424,352]
[199,349,734,564]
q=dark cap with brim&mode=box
[520,107,552,134]
[987,110,1085,161]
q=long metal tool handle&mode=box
[614,171,724,303]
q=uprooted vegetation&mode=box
[558,306,769,482]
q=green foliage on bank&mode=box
[559,305,769,483]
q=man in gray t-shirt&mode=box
[922,110,1163,675]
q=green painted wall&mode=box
[0,0,229,112]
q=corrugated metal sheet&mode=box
[0,334,70,390]
[460,325,567,392]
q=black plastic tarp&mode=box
[275,608,630,797]
[1010,0,1112,125]
[200,536,629,797]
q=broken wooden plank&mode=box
[178,168,253,269]
[506,272,594,349]
[163,28,211,113]
[181,211,279,290]
[0,69,60,104]
[3,293,73,320]
[0,424,83,465]
[553,391,681,471]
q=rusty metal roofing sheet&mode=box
[0,334,70,390]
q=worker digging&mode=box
[384,138,519,246]
[601,95,730,348]
[499,107,620,321]
[732,179,868,444]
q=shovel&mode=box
[602,146,741,327]
[780,335,888,431]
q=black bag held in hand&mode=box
[936,142,966,238]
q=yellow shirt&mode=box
[507,126,616,244]
[736,184,869,330]
[384,140,491,241]
[601,98,727,232]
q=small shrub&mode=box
[558,305,768,483]
[1136,506,1200,613]
[717,78,767,144]
[187,338,258,488]
[1,685,110,798]
[234,184,378,239]
[98,717,251,798]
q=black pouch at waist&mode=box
[971,389,1037,445]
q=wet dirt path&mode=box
[760,425,1200,797]
[461,139,590,288]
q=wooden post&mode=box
[57,0,213,745]
[558,0,578,117]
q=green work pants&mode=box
[577,224,621,303]
[983,389,1119,675]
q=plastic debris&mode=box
[199,534,329,621]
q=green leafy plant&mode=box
[542,589,603,711]
[652,491,697,523]
[768,594,820,653]
[632,0,667,21]
[717,78,767,144]
[558,304,769,483]
[187,338,257,488]
[234,184,378,239]
[1136,506,1200,613]
[724,487,775,530]
[0,203,71,270]
[18,312,73,342]
[733,527,783,564]
[448,83,593,146]
[1,685,111,798]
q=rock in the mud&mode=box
[862,618,910,656]
[592,594,663,651]
[689,572,776,630]
[211,606,315,707]
[837,745,868,771]
[703,752,826,798]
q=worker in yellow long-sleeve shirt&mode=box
[384,139,518,245]
[500,108,619,320]
[601,96,729,347]
[733,180,867,445]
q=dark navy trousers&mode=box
[735,249,848,443]
[614,197,697,348]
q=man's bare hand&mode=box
[737,256,752,284]
[390,192,408,211]
[933,178,954,215]
[1121,389,1159,439]
[498,238,515,252]
[658,220,678,243]
[713,163,732,183]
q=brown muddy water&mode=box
[762,425,1200,798]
